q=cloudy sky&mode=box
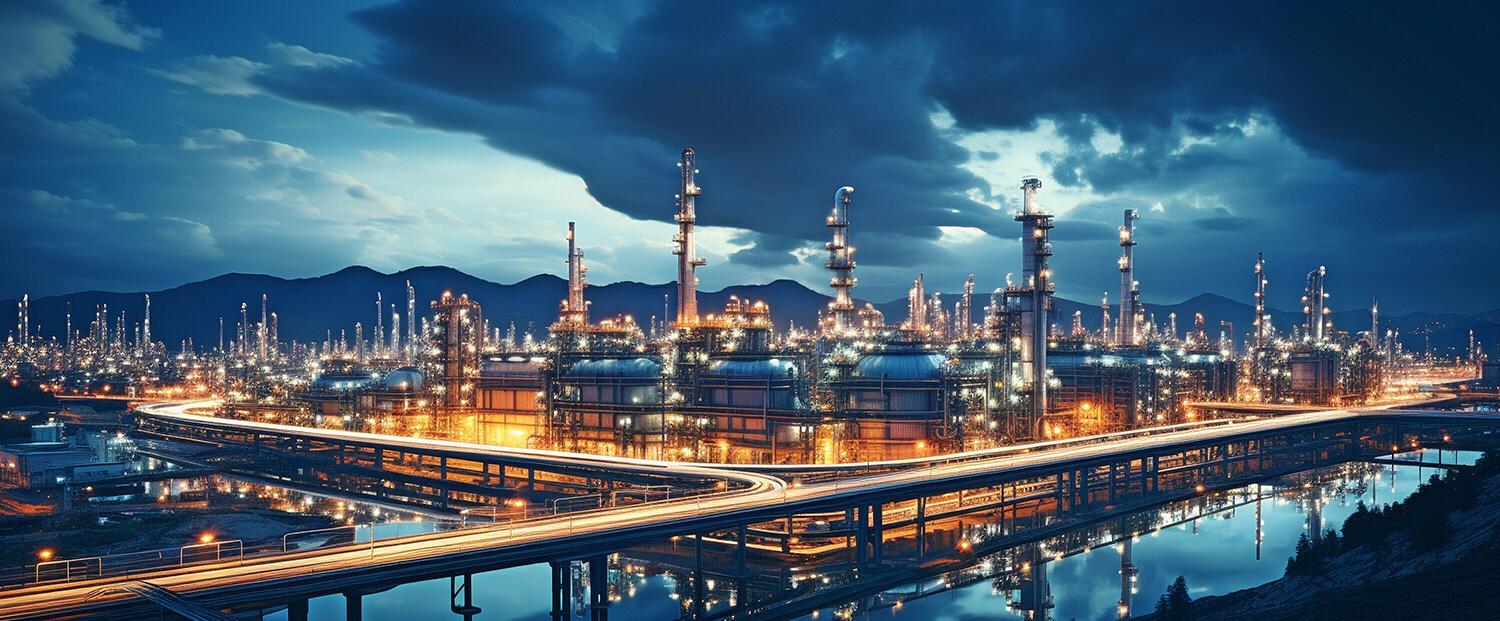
[3,1,1496,313]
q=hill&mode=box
[3,267,1495,357]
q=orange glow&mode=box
[198,533,216,544]
[37,549,54,561]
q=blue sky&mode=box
[3,1,1497,313]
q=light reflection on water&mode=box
[232,449,1480,621]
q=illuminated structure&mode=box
[1013,176,1053,437]
[431,291,482,408]
[0,145,1427,464]
[823,186,857,334]
[1117,209,1138,345]
[672,148,706,326]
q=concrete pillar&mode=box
[854,505,868,566]
[550,561,572,620]
[287,599,308,621]
[736,525,747,576]
[344,592,362,621]
[693,534,706,618]
[589,555,609,621]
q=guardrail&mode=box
[751,418,1240,483]
[0,479,751,591]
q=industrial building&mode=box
[3,145,1410,466]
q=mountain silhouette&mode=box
[4,266,1494,358]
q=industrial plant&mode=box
[0,148,1485,466]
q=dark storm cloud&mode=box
[246,1,1499,304]
[5,0,1499,311]
[258,1,1007,251]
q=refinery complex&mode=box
[1,148,1489,465]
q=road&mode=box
[0,397,1487,619]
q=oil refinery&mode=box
[2,147,1486,467]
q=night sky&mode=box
[4,1,1497,313]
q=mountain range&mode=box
[4,266,1494,357]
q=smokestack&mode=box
[1100,292,1111,341]
[1302,266,1329,342]
[959,274,974,338]
[1015,176,1053,437]
[391,304,400,353]
[406,280,416,361]
[239,302,247,356]
[259,294,268,359]
[374,292,384,357]
[825,186,857,333]
[672,147,707,325]
[1253,253,1269,349]
[142,294,151,348]
[1117,209,1138,345]
[560,221,589,326]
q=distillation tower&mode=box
[559,221,590,327]
[1015,176,1053,435]
[1303,266,1330,342]
[824,186,857,333]
[1117,210,1139,345]
[672,148,706,326]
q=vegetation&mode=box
[1154,575,1192,621]
[1284,451,1499,577]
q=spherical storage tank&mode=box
[383,367,424,392]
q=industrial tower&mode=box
[1117,209,1139,345]
[559,221,589,326]
[1253,253,1269,348]
[1303,266,1330,342]
[672,147,706,326]
[1015,176,1053,436]
[825,186,857,332]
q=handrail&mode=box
[34,557,101,584]
[178,540,242,566]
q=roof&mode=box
[704,358,798,379]
[853,351,948,380]
[564,357,663,378]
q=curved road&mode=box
[0,396,1483,619]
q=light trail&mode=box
[0,396,1484,619]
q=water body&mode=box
[200,449,1477,621]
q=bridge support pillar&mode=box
[854,504,868,566]
[872,503,883,563]
[916,497,927,562]
[374,448,383,470]
[287,599,308,621]
[1055,472,1067,514]
[550,561,572,620]
[1079,467,1090,510]
[1108,463,1118,504]
[343,591,362,621]
[451,573,482,619]
[693,533,706,619]
[735,525,747,576]
[440,456,450,508]
[589,555,609,621]
[1148,456,1159,493]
